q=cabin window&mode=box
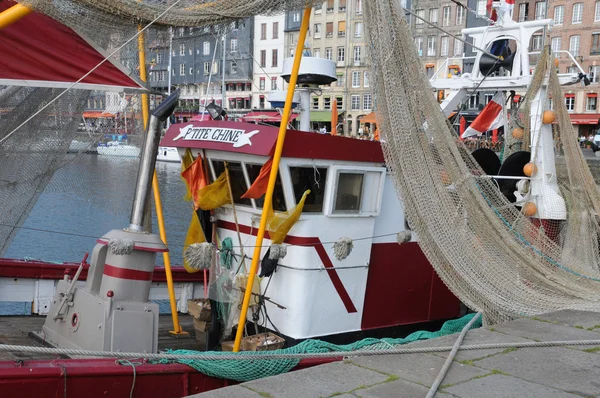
[211,161,252,206]
[289,166,328,212]
[334,173,363,213]
[247,163,287,212]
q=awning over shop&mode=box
[309,110,332,122]
[83,111,115,118]
[569,113,600,125]
[240,111,299,123]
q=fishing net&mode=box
[157,313,481,382]
[364,0,600,324]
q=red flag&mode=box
[462,92,505,139]
[242,157,273,199]
[181,155,208,210]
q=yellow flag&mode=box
[182,210,206,273]
[181,148,195,202]
[196,171,231,211]
[268,190,310,244]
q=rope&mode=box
[2,339,600,361]
[116,359,141,398]
[426,312,482,398]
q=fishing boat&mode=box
[157,145,181,162]
[2,0,600,397]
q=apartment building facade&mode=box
[253,14,286,110]
[514,0,600,137]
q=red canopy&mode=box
[0,1,146,92]
[240,111,299,123]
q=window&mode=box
[591,66,600,85]
[363,94,372,110]
[179,27,185,36]
[427,36,436,56]
[352,71,360,87]
[532,35,542,51]
[339,0,346,12]
[572,3,583,24]
[565,95,575,111]
[364,71,369,87]
[179,44,185,56]
[416,9,425,25]
[211,161,252,206]
[326,22,333,37]
[415,37,424,56]
[259,77,265,90]
[289,167,328,212]
[327,0,334,12]
[333,173,364,212]
[314,48,321,58]
[353,46,361,65]
[259,96,265,109]
[293,12,300,22]
[587,95,597,111]
[325,47,332,60]
[272,22,279,39]
[189,67,193,75]
[324,96,331,110]
[203,41,210,55]
[593,33,600,55]
[456,6,465,25]
[440,36,449,56]
[230,38,238,52]
[596,1,600,22]
[535,1,546,20]
[172,68,175,76]
[337,46,345,62]
[312,96,319,109]
[337,73,345,86]
[260,50,266,67]
[204,62,210,75]
[484,94,494,104]
[442,6,451,26]
[551,37,561,56]
[271,77,277,90]
[272,49,278,67]
[429,8,438,24]
[338,21,346,37]
[570,35,580,56]
[354,22,362,38]
[156,53,163,64]
[336,97,343,109]
[351,95,360,110]
[554,6,564,25]
[179,63,185,75]
[356,0,362,15]
[260,23,267,40]
[476,0,486,16]
[230,61,237,74]
[518,3,529,22]
[314,23,322,39]
[315,2,322,13]
[189,48,193,56]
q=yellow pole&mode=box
[233,5,312,352]
[138,25,186,335]
[0,3,32,30]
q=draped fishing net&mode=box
[365,0,600,324]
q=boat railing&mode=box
[429,56,476,82]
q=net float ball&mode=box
[542,110,556,124]
[554,58,559,67]
[440,170,451,185]
[522,202,537,217]
[523,162,538,177]
[512,127,524,140]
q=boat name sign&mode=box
[173,124,259,148]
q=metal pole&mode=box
[232,5,312,352]
[167,27,173,129]
[222,30,227,110]
[201,36,220,121]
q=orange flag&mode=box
[241,157,273,199]
[181,155,208,210]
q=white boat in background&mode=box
[97,141,141,157]
[68,140,95,153]
[156,145,180,162]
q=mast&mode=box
[167,27,173,129]
[222,29,226,110]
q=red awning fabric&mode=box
[83,111,115,118]
[513,95,521,102]
[565,93,575,98]
[569,114,600,125]
[588,93,598,98]
[240,111,299,123]
[0,1,146,92]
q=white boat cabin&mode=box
[161,120,461,340]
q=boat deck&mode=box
[0,314,198,361]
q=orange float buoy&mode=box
[512,127,524,140]
[554,58,559,67]
[542,110,556,124]
[440,170,451,185]
[523,162,538,177]
[522,202,537,217]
